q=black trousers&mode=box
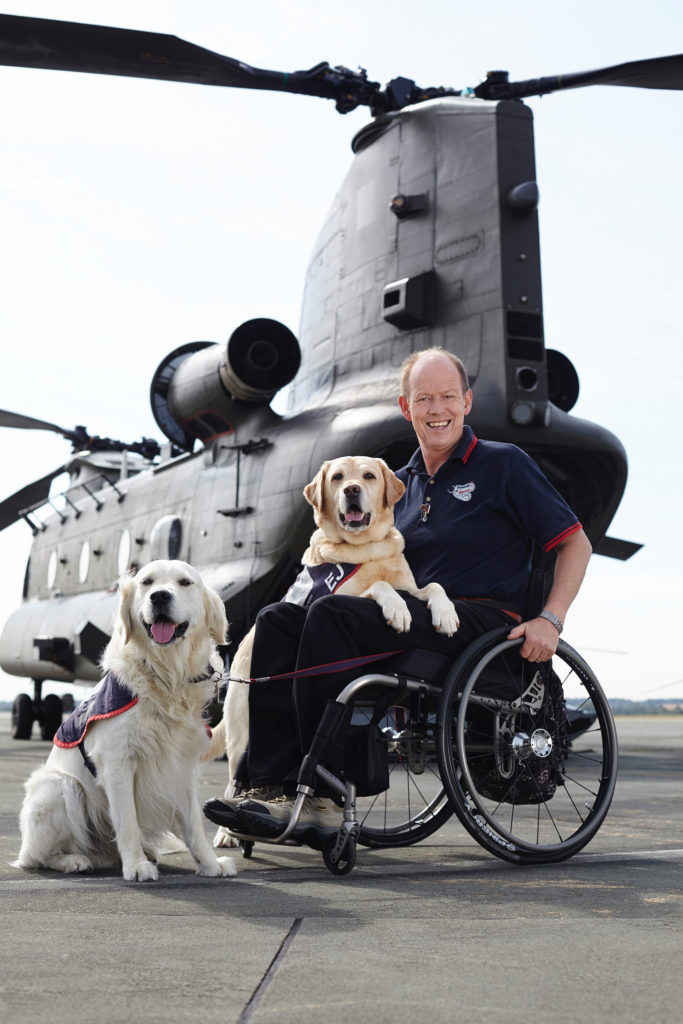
[246,594,516,791]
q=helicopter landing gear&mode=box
[40,693,63,740]
[11,693,33,740]
[10,680,64,741]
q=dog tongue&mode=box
[344,510,364,523]
[151,621,176,644]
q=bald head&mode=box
[400,348,469,401]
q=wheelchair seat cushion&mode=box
[385,649,453,683]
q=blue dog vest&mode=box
[54,671,138,776]
[284,562,361,607]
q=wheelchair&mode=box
[204,624,618,876]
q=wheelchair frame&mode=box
[204,625,618,875]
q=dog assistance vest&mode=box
[54,671,137,777]
[284,563,361,607]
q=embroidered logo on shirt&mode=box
[448,482,476,502]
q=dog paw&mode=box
[60,854,94,874]
[123,859,159,882]
[197,856,237,878]
[383,598,412,633]
[429,597,460,637]
[213,826,240,849]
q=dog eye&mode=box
[331,472,343,481]
[140,578,153,586]
[362,472,376,480]
[178,578,193,587]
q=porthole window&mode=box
[117,529,132,575]
[150,516,183,560]
[78,541,91,583]
[46,550,57,589]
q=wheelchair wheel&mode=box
[437,632,618,865]
[354,695,453,848]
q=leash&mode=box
[225,649,403,685]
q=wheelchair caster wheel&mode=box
[322,836,356,876]
[240,840,254,859]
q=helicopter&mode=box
[0,13,680,740]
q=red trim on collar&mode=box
[543,521,582,552]
[462,434,478,464]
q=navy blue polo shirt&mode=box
[394,425,581,612]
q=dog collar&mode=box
[190,664,222,685]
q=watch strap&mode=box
[539,609,563,634]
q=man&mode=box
[214,347,591,833]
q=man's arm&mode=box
[508,528,592,662]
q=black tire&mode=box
[40,693,63,740]
[437,631,618,865]
[322,835,356,875]
[355,696,453,849]
[12,693,33,740]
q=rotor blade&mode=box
[0,468,65,532]
[0,13,368,105]
[477,54,683,99]
[0,408,70,435]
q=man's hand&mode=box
[507,616,560,662]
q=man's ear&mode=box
[117,574,137,645]
[378,459,406,509]
[303,461,329,512]
[399,395,412,422]
[203,584,228,645]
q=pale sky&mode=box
[1,0,682,703]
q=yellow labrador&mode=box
[206,456,458,847]
[14,560,237,881]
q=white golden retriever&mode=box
[205,455,458,847]
[14,560,237,882]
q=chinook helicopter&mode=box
[0,14,680,740]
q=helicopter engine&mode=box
[150,318,301,451]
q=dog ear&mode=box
[379,459,406,509]
[203,585,228,645]
[117,574,137,645]
[303,462,328,512]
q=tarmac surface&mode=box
[0,711,681,1024]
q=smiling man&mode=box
[214,346,591,836]
[395,348,591,664]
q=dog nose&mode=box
[150,589,172,608]
[344,484,360,497]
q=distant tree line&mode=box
[608,698,683,716]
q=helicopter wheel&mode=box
[11,693,33,740]
[40,694,63,741]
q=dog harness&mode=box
[284,562,361,607]
[54,671,138,777]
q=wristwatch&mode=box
[539,609,563,634]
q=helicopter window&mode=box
[46,550,57,589]
[78,541,90,583]
[117,529,132,575]
[149,516,183,561]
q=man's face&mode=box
[399,354,473,469]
